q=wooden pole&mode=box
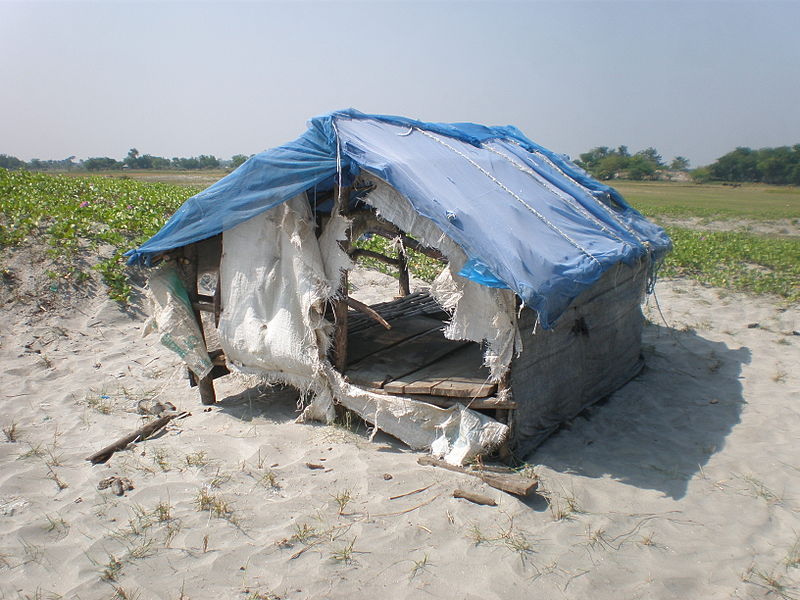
[398,245,410,297]
[332,185,352,372]
[179,244,217,405]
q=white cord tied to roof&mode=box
[507,140,649,248]
[332,120,344,208]
[483,143,627,245]
[416,128,603,269]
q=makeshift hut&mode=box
[126,109,671,464]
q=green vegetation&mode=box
[352,233,442,283]
[577,145,676,181]
[0,168,196,301]
[614,181,800,220]
[614,181,800,302]
[659,227,800,302]
[708,145,800,185]
[0,147,245,172]
[1,167,798,306]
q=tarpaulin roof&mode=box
[126,109,671,328]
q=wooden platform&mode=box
[345,314,509,407]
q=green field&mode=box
[1,169,798,304]
[614,180,800,221]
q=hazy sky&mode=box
[1,0,798,167]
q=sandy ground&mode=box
[1,256,799,600]
[653,216,800,238]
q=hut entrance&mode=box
[342,292,504,412]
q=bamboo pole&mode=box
[332,185,352,372]
[179,244,216,405]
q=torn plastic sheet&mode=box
[359,173,521,380]
[320,367,508,465]
[215,190,508,465]
[145,264,213,380]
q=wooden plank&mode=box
[381,393,516,410]
[430,377,496,398]
[347,315,444,364]
[345,329,468,389]
[384,343,496,398]
[417,456,538,497]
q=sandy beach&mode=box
[1,249,798,599]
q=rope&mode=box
[509,140,648,248]
[416,128,602,268]
[332,121,344,210]
[483,142,627,245]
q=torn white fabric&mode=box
[145,264,213,379]
[360,173,521,379]
[218,193,333,389]
[326,366,508,464]
[213,188,508,464]
[318,211,353,291]
[431,265,522,380]
[430,405,507,466]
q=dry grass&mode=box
[194,487,236,523]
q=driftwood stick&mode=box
[389,483,433,501]
[85,412,187,464]
[453,489,497,506]
[417,456,538,497]
[344,297,392,330]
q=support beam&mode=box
[398,246,410,297]
[178,244,217,405]
[332,185,352,372]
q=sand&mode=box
[1,253,799,599]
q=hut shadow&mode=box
[532,322,751,500]
[214,383,409,450]
[215,383,304,423]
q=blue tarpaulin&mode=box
[126,109,671,328]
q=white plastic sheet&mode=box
[145,264,213,380]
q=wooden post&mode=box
[398,245,410,297]
[495,370,514,463]
[332,185,352,372]
[179,244,217,405]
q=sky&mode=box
[1,0,799,168]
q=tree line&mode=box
[3,143,799,185]
[576,146,690,181]
[577,144,800,185]
[0,148,252,172]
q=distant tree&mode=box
[197,155,219,169]
[670,156,690,171]
[709,147,759,182]
[26,157,78,171]
[0,154,26,170]
[124,148,141,168]
[707,145,800,184]
[148,155,171,169]
[172,157,200,170]
[172,155,219,170]
[635,147,664,168]
[690,167,712,183]
[230,154,250,169]
[595,154,629,180]
[627,154,657,180]
[577,146,611,172]
[84,157,121,170]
